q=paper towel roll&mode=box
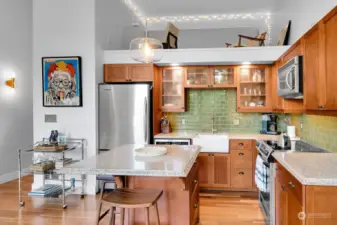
[287,126,296,138]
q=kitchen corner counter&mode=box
[154,132,279,141]
[154,132,197,139]
[58,144,200,177]
[272,152,337,186]
[228,133,279,141]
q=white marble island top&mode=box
[58,144,200,177]
[273,152,337,186]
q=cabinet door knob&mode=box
[239,153,244,156]
[239,143,244,147]
[239,172,244,175]
[193,204,198,208]
[281,185,286,191]
[288,181,295,188]
[194,180,198,184]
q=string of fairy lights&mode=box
[123,0,272,45]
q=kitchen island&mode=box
[59,144,200,225]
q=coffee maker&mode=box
[261,114,280,135]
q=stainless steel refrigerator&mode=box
[99,83,153,151]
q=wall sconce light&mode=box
[5,77,15,88]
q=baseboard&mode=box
[0,169,29,184]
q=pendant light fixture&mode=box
[130,0,163,64]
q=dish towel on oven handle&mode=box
[255,154,269,193]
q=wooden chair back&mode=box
[246,32,267,47]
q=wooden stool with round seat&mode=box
[97,188,163,225]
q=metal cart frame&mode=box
[18,138,86,209]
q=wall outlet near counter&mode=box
[233,119,240,126]
[182,119,186,125]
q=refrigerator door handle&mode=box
[144,97,148,143]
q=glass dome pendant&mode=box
[130,19,163,64]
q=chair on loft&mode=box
[162,22,180,49]
[226,32,267,47]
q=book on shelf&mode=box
[28,184,71,197]
[55,158,73,169]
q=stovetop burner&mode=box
[257,139,330,163]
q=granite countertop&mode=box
[154,132,279,141]
[58,144,200,177]
[272,152,337,186]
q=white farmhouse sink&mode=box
[192,134,229,153]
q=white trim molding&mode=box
[0,169,29,184]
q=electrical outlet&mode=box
[182,119,186,125]
[233,119,240,126]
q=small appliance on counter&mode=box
[278,133,291,150]
[260,114,280,135]
[160,116,171,134]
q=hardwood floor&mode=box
[0,176,265,225]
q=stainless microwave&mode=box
[277,56,303,99]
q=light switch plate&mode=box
[233,119,240,126]
[45,114,57,123]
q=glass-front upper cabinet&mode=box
[237,66,271,112]
[185,67,210,88]
[161,67,185,112]
[211,67,236,88]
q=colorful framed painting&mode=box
[42,56,82,107]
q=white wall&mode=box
[0,0,33,182]
[33,0,97,194]
[149,27,259,48]
[96,0,144,51]
[274,0,336,44]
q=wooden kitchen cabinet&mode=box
[160,67,186,112]
[185,66,210,88]
[237,65,272,112]
[275,162,337,225]
[303,24,322,110]
[198,153,213,187]
[275,178,289,225]
[230,139,254,189]
[128,64,154,81]
[213,153,231,188]
[197,153,230,188]
[104,64,129,82]
[302,7,337,111]
[184,66,237,88]
[104,64,153,82]
[275,163,303,225]
[210,66,237,88]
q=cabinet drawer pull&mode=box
[194,180,198,185]
[239,172,244,175]
[239,153,244,156]
[238,143,244,147]
[288,181,295,188]
[193,204,198,208]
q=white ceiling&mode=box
[134,0,276,16]
[124,0,275,40]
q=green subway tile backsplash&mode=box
[164,89,262,133]
[290,114,337,153]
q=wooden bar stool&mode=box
[97,188,163,225]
